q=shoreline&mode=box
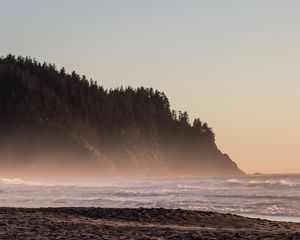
[237,213,300,223]
[0,207,299,239]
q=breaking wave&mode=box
[1,178,26,185]
[226,178,300,188]
[225,179,243,185]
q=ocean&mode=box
[0,174,299,222]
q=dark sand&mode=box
[0,208,299,239]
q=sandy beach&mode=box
[0,207,298,239]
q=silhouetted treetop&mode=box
[0,54,214,141]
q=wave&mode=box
[208,194,300,201]
[0,178,49,186]
[225,179,243,186]
[113,185,204,197]
[114,189,174,197]
[248,179,300,188]
[226,178,300,188]
[1,178,26,185]
[176,184,201,191]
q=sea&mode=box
[0,174,299,222]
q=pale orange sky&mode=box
[1,1,299,173]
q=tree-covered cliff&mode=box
[0,55,243,178]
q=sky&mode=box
[1,0,299,173]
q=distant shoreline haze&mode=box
[0,55,244,178]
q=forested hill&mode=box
[0,55,244,178]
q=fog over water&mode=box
[1,174,299,222]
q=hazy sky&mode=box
[1,0,299,173]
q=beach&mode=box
[0,207,299,239]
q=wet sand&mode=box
[0,207,299,239]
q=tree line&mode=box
[0,54,215,147]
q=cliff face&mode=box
[0,55,244,178]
